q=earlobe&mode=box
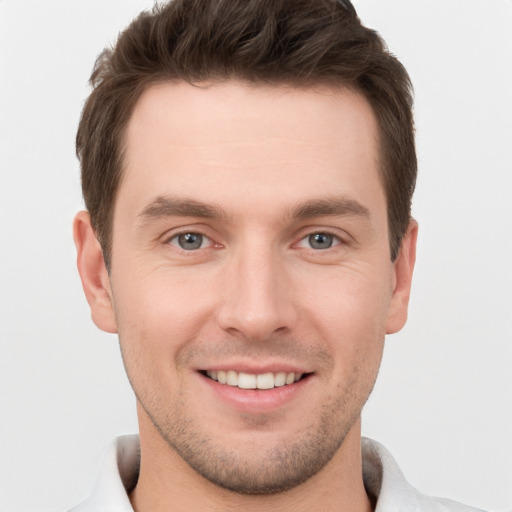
[385,220,418,335]
[73,211,117,334]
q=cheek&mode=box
[306,265,392,332]
[111,265,223,381]
[114,266,212,331]
[305,267,389,375]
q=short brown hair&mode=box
[77,0,416,267]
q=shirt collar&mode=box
[70,435,481,512]
[69,435,139,512]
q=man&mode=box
[70,0,484,510]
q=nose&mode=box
[216,244,297,341]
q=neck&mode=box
[130,410,373,512]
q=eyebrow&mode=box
[290,197,370,220]
[137,195,370,224]
[138,196,228,223]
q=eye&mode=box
[169,232,211,251]
[298,232,342,250]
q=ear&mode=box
[73,211,117,333]
[385,220,418,335]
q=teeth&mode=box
[256,373,274,390]
[205,370,304,389]
[274,372,286,387]
[238,372,256,389]
[227,370,238,386]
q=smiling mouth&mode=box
[203,370,308,390]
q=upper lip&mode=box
[196,361,311,375]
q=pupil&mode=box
[309,233,333,249]
[178,233,202,250]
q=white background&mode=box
[0,1,511,511]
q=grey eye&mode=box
[308,233,334,250]
[176,232,204,250]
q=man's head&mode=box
[73,0,418,501]
[76,0,416,269]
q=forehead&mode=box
[126,80,379,155]
[119,80,384,219]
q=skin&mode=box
[74,81,417,512]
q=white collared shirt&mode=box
[69,435,486,512]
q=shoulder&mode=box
[362,438,488,512]
[67,435,140,512]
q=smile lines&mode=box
[205,370,304,390]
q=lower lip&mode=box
[200,373,311,413]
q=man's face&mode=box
[77,81,415,494]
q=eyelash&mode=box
[296,231,344,250]
[166,231,217,251]
[165,229,345,252]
